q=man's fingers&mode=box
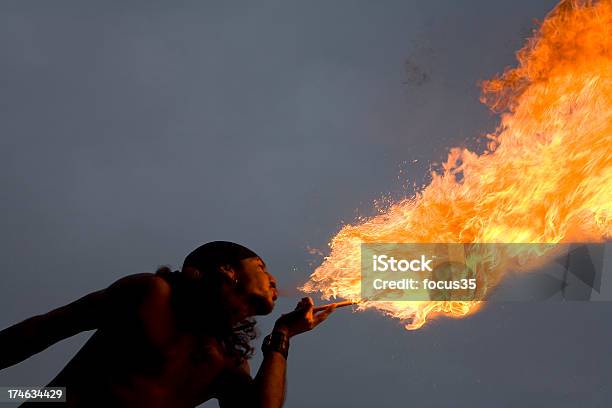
[313,305,336,326]
[312,300,357,312]
[295,297,314,311]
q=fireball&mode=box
[301,0,612,329]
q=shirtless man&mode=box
[0,241,336,407]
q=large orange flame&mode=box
[301,0,612,329]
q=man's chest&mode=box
[94,331,232,406]
[153,334,231,402]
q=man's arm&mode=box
[218,297,335,408]
[251,347,288,408]
[0,288,107,370]
[0,272,169,370]
[217,352,286,408]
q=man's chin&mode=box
[257,301,275,315]
[250,296,275,315]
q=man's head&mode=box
[182,241,278,316]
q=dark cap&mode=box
[182,241,260,273]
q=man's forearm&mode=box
[0,315,56,369]
[0,293,102,370]
[254,350,287,408]
[254,326,292,408]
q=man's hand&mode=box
[273,297,336,338]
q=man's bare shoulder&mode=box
[97,273,179,348]
[107,273,172,302]
[102,273,174,328]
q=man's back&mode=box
[29,274,238,407]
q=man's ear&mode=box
[183,266,202,280]
[218,264,237,282]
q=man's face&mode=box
[235,257,278,315]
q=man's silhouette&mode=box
[0,241,336,407]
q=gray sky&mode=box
[1,1,611,407]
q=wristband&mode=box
[261,330,290,359]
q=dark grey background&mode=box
[1,1,610,407]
